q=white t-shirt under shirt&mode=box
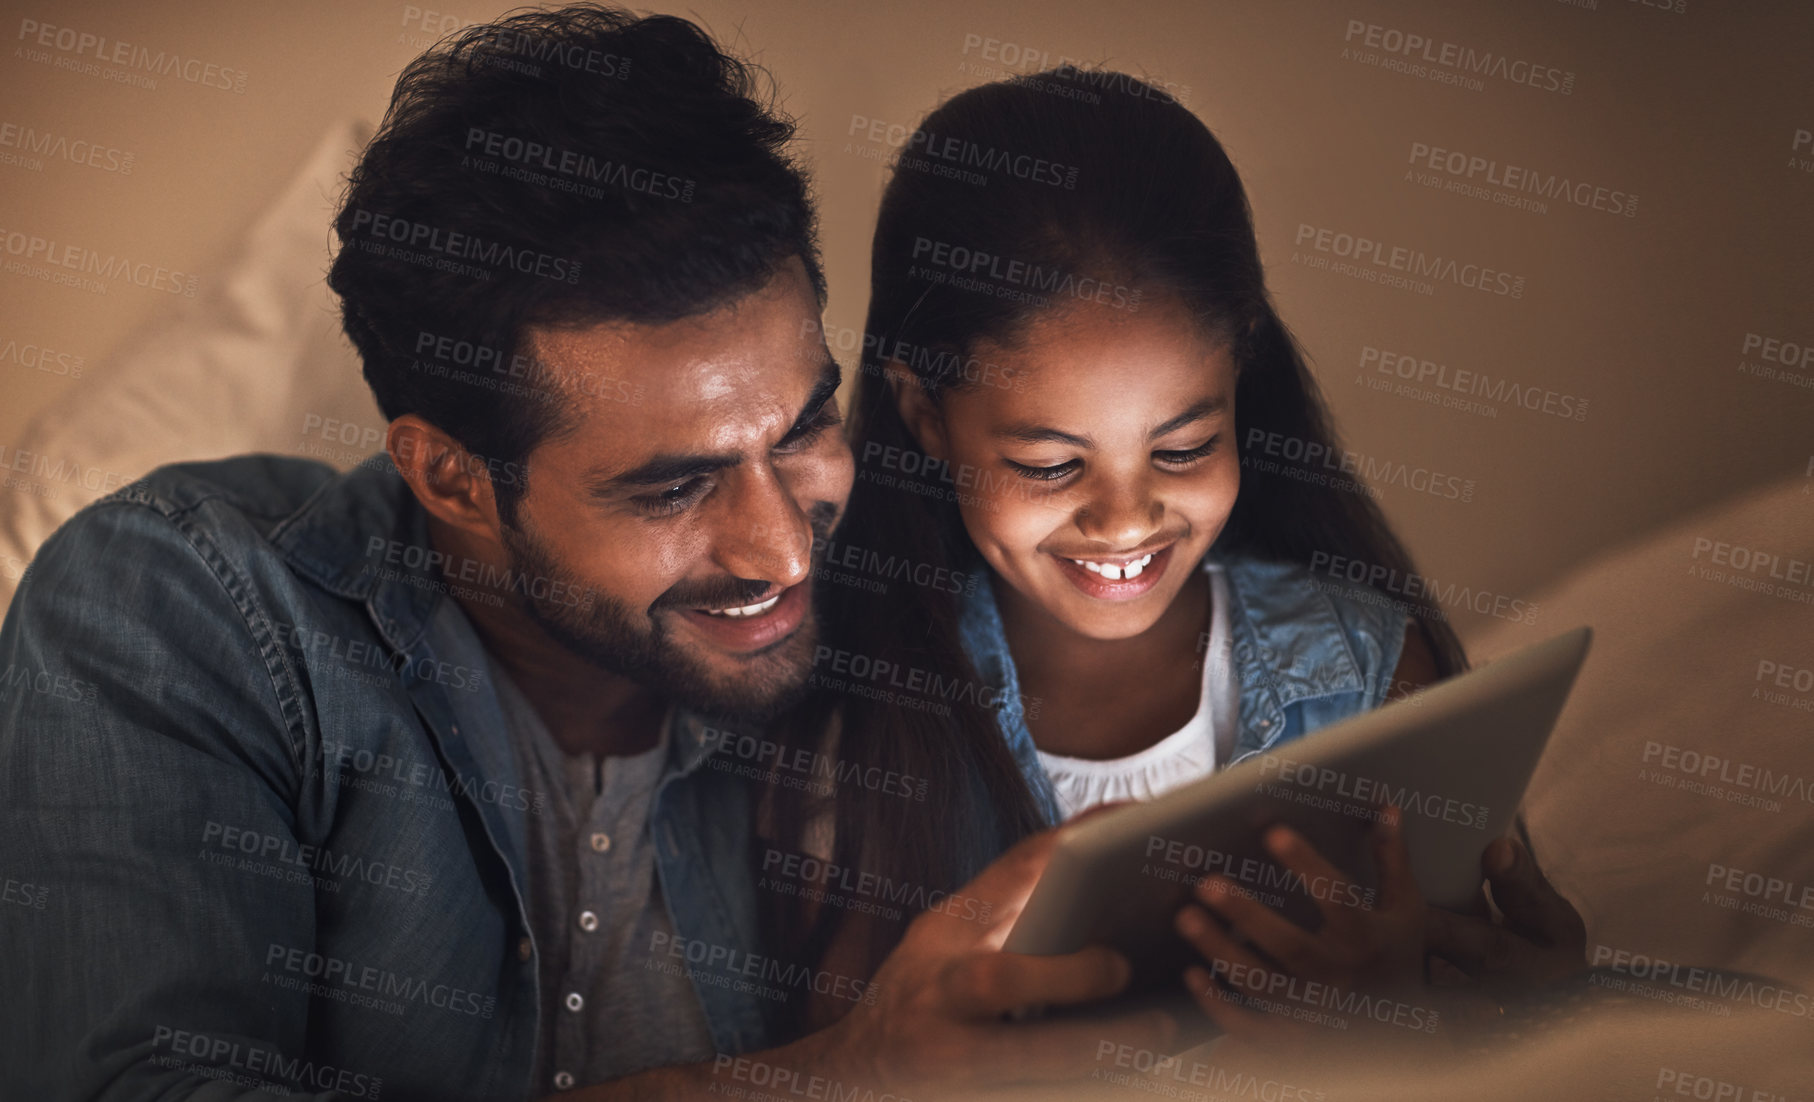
[1036,562,1240,819]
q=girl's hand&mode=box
[1425,835,1589,995]
[1171,805,1436,1045]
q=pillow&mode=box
[0,118,381,610]
[1469,473,1814,992]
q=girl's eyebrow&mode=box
[994,394,1229,449]
[1150,395,1228,438]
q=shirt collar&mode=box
[268,451,442,656]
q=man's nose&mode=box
[712,467,813,588]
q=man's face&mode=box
[500,258,852,718]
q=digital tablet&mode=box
[1001,626,1592,1002]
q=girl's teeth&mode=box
[704,594,781,618]
[1069,552,1155,582]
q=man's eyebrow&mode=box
[780,360,843,440]
[586,360,843,495]
[993,395,1228,450]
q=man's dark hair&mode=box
[328,4,822,522]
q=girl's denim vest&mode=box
[957,552,1412,826]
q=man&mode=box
[0,8,1174,1098]
[0,6,1583,1100]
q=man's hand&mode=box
[1424,836,1588,996]
[793,827,1179,1091]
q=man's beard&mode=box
[496,507,836,722]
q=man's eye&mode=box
[634,477,710,516]
[777,404,841,452]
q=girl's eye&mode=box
[634,477,711,517]
[1156,435,1220,466]
[1004,458,1079,482]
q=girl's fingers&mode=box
[1175,901,1278,995]
[1370,804,1424,914]
[1260,825,1370,944]
[1192,875,1325,975]
[1182,964,1306,1047]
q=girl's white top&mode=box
[1036,562,1240,819]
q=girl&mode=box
[765,66,1467,1033]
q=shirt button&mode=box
[589,832,611,853]
[552,1071,574,1090]
[578,910,599,933]
[517,936,533,961]
[565,992,585,1012]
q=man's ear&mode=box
[887,362,949,461]
[387,415,504,541]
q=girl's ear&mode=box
[888,363,950,462]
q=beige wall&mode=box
[2,0,1810,642]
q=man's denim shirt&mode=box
[0,455,775,1101]
[957,553,1412,826]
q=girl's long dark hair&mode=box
[759,68,1467,1028]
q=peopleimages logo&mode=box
[1307,550,1538,626]
[470,26,631,79]
[0,443,140,495]
[1094,1043,1322,1102]
[363,536,595,611]
[150,1028,381,1100]
[462,127,692,202]
[846,113,1079,189]
[1257,755,1490,829]
[648,931,879,1006]
[1143,834,1377,910]
[1341,20,1575,96]
[1406,141,1637,217]
[0,334,83,377]
[1589,943,1812,1019]
[1294,223,1525,298]
[1791,128,1813,173]
[0,223,198,297]
[1242,428,1476,504]
[804,319,1025,392]
[346,209,581,284]
[910,236,1142,311]
[264,943,496,1019]
[203,821,434,896]
[1640,740,1812,813]
[1359,345,1589,421]
[1736,330,1814,391]
[704,724,930,802]
[15,17,249,93]
[0,120,136,174]
[813,534,980,597]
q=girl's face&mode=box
[905,297,1240,641]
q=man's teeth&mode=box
[1069,552,1155,581]
[701,594,781,618]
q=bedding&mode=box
[0,118,378,610]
